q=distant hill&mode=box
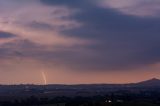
[134,78,160,87]
[0,78,160,99]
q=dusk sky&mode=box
[0,0,160,84]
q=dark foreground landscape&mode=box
[0,78,160,106]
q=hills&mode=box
[135,78,160,87]
[0,78,160,100]
[0,78,159,105]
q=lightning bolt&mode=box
[41,71,47,85]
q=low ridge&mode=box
[136,78,160,86]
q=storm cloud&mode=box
[38,0,160,71]
[0,0,160,72]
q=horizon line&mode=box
[0,77,159,86]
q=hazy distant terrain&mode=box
[0,78,160,106]
[0,78,160,99]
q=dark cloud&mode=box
[28,21,54,30]
[38,0,160,71]
[63,7,160,70]
[0,32,16,38]
[2,0,158,71]
[40,0,93,8]
[0,39,35,58]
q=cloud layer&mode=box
[99,0,160,17]
[0,0,160,74]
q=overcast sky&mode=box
[0,0,160,84]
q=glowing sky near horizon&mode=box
[0,0,160,84]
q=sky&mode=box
[0,0,160,84]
